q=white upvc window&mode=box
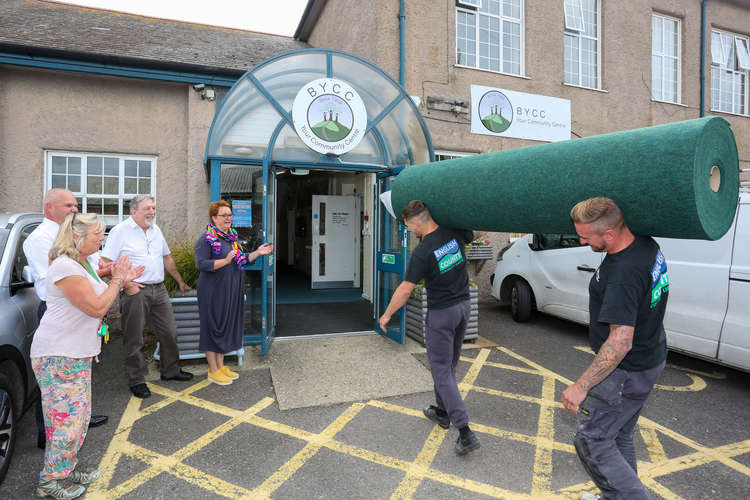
[456,0,524,75]
[711,29,750,116]
[435,150,476,162]
[45,151,157,228]
[563,0,600,89]
[652,14,682,104]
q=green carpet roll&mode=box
[391,117,739,240]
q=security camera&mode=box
[193,83,205,91]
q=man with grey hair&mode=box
[101,195,193,399]
[562,197,669,500]
[23,188,109,449]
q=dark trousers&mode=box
[120,283,180,386]
[574,361,665,500]
[424,300,471,429]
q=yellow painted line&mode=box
[253,402,366,497]
[499,347,575,386]
[462,381,564,407]
[138,379,214,417]
[460,348,491,397]
[654,373,707,392]
[665,363,726,379]
[460,355,544,376]
[640,438,750,479]
[640,427,668,463]
[531,374,557,496]
[641,477,685,500]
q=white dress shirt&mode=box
[23,218,60,301]
[101,217,171,284]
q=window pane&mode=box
[103,157,118,176]
[665,20,677,57]
[564,0,584,31]
[52,156,66,174]
[51,174,66,188]
[652,16,662,53]
[581,37,597,87]
[711,32,724,65]
[736,38,750,70]
[68,175,81,192]
[68,156,81,175]
[103,177,118,194]
[87,197,103,214]
[88,156,102,175]
[664,58,677,102]
[138,161,151,177]
[582,0,597,37]
[124,159,138,177]
[485,0,499,16]
[723,34,735,69]
[124,178,137,194]
[652,55,663,100]
[88,176,102,194]
[138,178,151,194]
[564,34,580,84]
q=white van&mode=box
[490,192,750,371]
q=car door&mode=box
[527,234,603,324]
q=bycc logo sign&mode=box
[478,90,513,133]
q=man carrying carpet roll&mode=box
[562,197,669,500]
[378,200,481,456]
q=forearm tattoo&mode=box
[578,324,634,391]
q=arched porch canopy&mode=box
[204,48,434,171]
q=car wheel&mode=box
[511,279,533,323]
[0,366,20,485]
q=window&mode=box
[45,151,156,228]
[456,0,523,75]
[711,29,750,115]
[652,14,681,103]
[564,0,600,89]
[435,150,476,162]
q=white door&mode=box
[311,195,360,289]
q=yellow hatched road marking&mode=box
[640,427,668,463]
[531,374,557,496]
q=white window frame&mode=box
[563,0,585,32]
[435,150,477,162]
[710,29,749,116]
[457,0,482,7]
[44,150,157,228]
[563,0,601,90]
[456,0,525,77]
[651,13,682,104]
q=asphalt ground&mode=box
[3,303,750,499]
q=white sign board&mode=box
[470,85,571,142]
[292,78,367,156]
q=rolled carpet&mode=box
[390,116,739,240]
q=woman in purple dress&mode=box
[195,200,273,385]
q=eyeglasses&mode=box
[216,213,233,218]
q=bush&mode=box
[164,237,199,295]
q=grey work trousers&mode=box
[120,283,180,386]
[425,300,471,429]
[574,361,665,500]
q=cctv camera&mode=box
[193,83,205,90]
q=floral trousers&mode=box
[31,356,92,483]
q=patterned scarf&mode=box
[205,224,247,268]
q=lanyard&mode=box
[83,260,102,283]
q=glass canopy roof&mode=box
[205,49,434,169]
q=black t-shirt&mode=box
[588,235,669,371]
[405,226,473,309]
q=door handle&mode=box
[577,265,596,272]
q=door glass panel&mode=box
[219,164,264,336]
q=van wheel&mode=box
[511,280,533,323]
[0,368,20,484]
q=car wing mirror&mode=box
[22,265,33,282]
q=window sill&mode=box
[651,99,688,107]
[562,83,608,93]
[709,108,750,119]
[454,64,531,80]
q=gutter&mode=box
[700,0,707,117]
[399,0,405,86]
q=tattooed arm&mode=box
[561,324,634,413]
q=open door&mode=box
[311,195,360,289]
[261,161,277,355]
[374,174,408,344]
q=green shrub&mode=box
[164,237,199,295]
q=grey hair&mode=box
[129,194,155,212]
[48,213,105,264]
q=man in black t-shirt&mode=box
[562,197,668,500]
[378,200,480,456]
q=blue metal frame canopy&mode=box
[204,48,434,170]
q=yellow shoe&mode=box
[221,365,239,380]
[207,369,232,386]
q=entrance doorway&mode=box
[275,169,372,337]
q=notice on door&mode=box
[232,200,252,227]
[332,211,350,226]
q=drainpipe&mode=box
[399,0,405,86]
[700,0,707,117]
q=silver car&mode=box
[0,213,43,484]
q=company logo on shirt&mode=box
[650,250,669,308]
[434,239,464,274]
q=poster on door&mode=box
[232,200,252,227]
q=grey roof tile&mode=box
[0,0,308,76]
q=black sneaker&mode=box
[455,430,480,456]
[423,406,450,429]
[161,369,194,382]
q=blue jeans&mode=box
[574,361,665,500]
